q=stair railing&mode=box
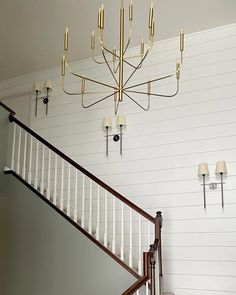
[122,212,162,295]
[3,105,163,295]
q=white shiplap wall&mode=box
[1,23,236,294]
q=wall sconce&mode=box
[32,80,53,117]
[103,115,127,157]
[103,117,112,157]
[198,163,209,210]
[215,161,227,208]
[198,161,227,209]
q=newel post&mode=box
[155,211,163,275]
[155,211,163,295]
[149,244,156,295]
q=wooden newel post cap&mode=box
[149,244,156,252]
[9,114,14,122]
[156,211,162,217]
[156,211,163,228]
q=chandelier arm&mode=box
[102,45,139,70]
[124,74,174,91]
[62,76,83,95]
[123,45,151,88]
[92,50,113,64]
[121,40,153,64]
[101,48,119,87]
[62,75,111,96]
[98,35,138,70]
[124,91,150,111]
[81,91,119,109]
[125,80,180,98]
[123,21,132,56]
[114,62,120,74]
[65,62,115,90]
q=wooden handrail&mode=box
[0,101,16,115]
[8,114,155,224]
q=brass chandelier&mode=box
[61,0,184,115]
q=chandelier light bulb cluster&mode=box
[61,0,184,115]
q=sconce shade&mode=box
[43,80,53,92]
[198,163,209,176]
[32,82,41,94]
[215,161,227,175]
[103,117,112,129]
[117,115,126,126]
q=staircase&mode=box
[0,101,166,295]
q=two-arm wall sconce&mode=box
[32,80,53,117]
[103,115,126,157]
[198,161,227,209]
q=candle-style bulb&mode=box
[98,8,101,28]
[121,0,124,9]
[149,2,154,28]
[91,31,95,49]
[64,27,69,51]
[113,45,117,62]
[147,81,151,96]
[81,76,86,93]
[62,54,66,76]
[141,38,144,57]
[129,0,133,20]
[101,4,105,29]
[180,28,184,52]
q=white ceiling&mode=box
[0,0,236,80]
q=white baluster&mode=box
[120,202,124,261]
[22,131,27,179]
[74,169,78,222]
[40,145,45,194]
[67,164,71,216]
[147,221,150,249]
[96,185,100,240]
[11,123,16,170]
[60,159,64,210]
[46,149,51,200]
[16,127,22,174]
[138,215,142,274]
[28,136,33,184]
[146,281,149,295]
[34,140,39,189]
[112,195,116,254]
[81,174,85,228]
[104,190,108,247]
[88,179,92,234]
[129,208,133,267]
[53,154,57,205]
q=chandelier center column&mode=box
[119,4,125,102]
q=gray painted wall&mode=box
[0,175,137,295]
[0,107,11,189]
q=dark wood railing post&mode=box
[149,244,156,295]
[155,211,163,295]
